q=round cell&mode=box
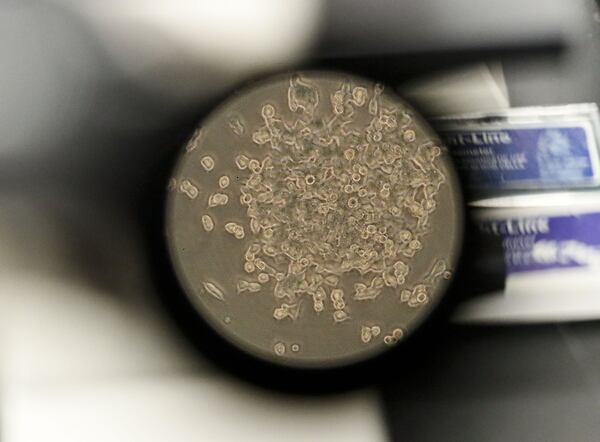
[165,71,463,369]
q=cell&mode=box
[201,214,215,232]
[248,159,261,173]
[371,131,383,142]
[218,175,231,189]
[383,271,398,288]
[351,87,368,107]
[273,303,300,321]
[333,310,350,323]
[254,259,267,271]
[179,180,199,199]
[360,326,373,344]
[228,116,245,136]
[235,154,250,170]
[166,71,462,368]
[240,193,253,206]
[333,300,346,311]
[208,193,229,208]
[273,342,286,356]
[249,218,261,234]
[330,288,344,301]
[383,335,397,346]
[257,273,270,283]
[237,279,262,294]
[323,275,339,286]
[313,300,324,313]
[200,156,215,171]
[344,148,356,161]
[313,287,326,302]
[409,239,422,251]
[262,244,278,257]
[368,84,382,116]
[353,283,380,301]
[224,222,239,234]
[185,127,203,152]
[252,126,271,145]
[288,75,319,116]
[400,289,411,303]
[423,199,437,211]
[398,230,412,242]
[203,281,225,301]
[402,129,416,143]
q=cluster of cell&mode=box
[232,75,446,324]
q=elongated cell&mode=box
[203,281,225,301]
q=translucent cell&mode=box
[202,281,225,301]
[235,154,250,170]
[333,310,350,323]
[185,127,203,152]
[262,104,276,119]
[257,273,270,283]
[200,156,215,171]
[218,175,231,189]
[201,215,215,232]
[237,279,262,293]
[179,180,199,199]
[208,193,229,207]
[228,116,245,136]
[361,326,372,343]
[273,342,286,356]
[403,130,416,143]
[352,87,368,106]
[383,335,397,346]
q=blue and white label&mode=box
[477,211,600,274]
[440,125,599,189]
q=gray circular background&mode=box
[166,72,463,368]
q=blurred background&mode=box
[2,0,600,441]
